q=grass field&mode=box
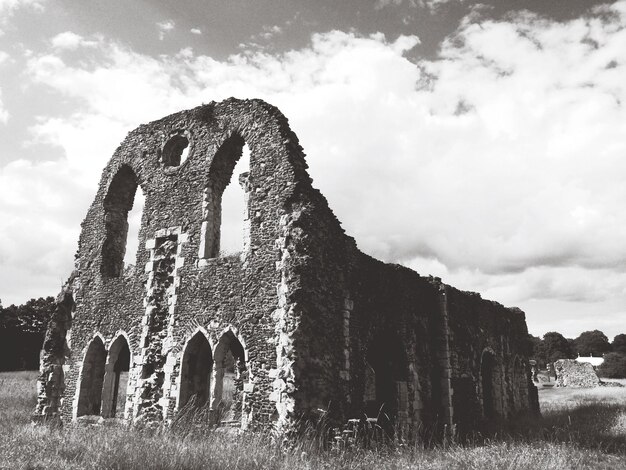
[1,372,625,469]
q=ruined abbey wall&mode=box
[280,189,538,434]
[35,98,539,436]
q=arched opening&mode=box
[123,187,145,268]
[101,336,131,418]
[101,165,142,277]
[210,330,246,425]
[365,331,409,431]
[179,331,213,409]
[76,337,106,417]
[220,144,250,256]
[199,135,251,260]
[162,132,190,167]
[481,350,496,420]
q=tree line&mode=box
[1,295,625,378]
[529,330,626,378]
[0,296,55,371]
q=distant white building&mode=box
[575,355,604,368]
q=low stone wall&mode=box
[554,359,599,388]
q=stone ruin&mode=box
[34,98,539,437]
[554,359,600,388]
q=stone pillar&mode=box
[438,285,454,429]
[133,227,187,423]
[100,362,116,418]
[34,289,74,423]
[210,366,226,410]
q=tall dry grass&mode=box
[1,371,625,469]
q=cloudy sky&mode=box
[1,0,625,340]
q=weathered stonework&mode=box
[34,98,539,436]
[554,359,600,388]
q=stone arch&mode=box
[76,335,107,417]
[210,329,247,424]
[161,130,190,167]
[217,325,249,363]
[100,164,142,277]
[178,330,213,409]
[480,348,497,420]
[101,333,132,418]
[199,132,252,260]
[364,330,410,429]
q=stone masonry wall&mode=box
[274,173,538,435]
[554,359,600,388]
[442,286,538,432]
[35,98,539,436]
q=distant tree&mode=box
[0,304,19,329]
[0,296,55,371]
[612,334,626,355]
[597,353,626,379]
[0,296,55,332]
[574,330,612,357]
[540,332,575,363]
[528,335,546,366]
[17,296,55,332]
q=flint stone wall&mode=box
[34,98,539,436]
[554,359,600,388]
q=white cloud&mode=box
[0,50,9,122]
[156,20,175,40]
[0,90,8,122]
[0,0,44,13]
[0,159,89,304]
[3,2,626,338]
[424,0,463,11]
[51,31,98,50]
[259,25,283,40]
[375,0,409,9]
[0,0,44,34]
[375,0,461,12]
[190,28,202,35]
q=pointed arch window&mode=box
[101,165,143,277]
[179,331,213,408]
[199,134,251,260]
[76,337,106,417]
[210,331,246,424]
[101,336,131,418]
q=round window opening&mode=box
[162,134,190,167]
